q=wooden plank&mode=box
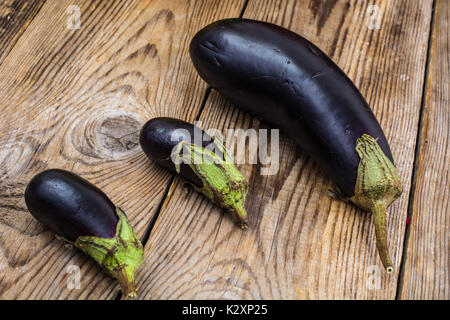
[136,0,434,299]
[0,0,46,65]
[0,0,245,299]
[400,0,449,300]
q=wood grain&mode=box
[136,0,434,299]
[400,0,449,300]
[0,0,46,65]
[0,0,245,299]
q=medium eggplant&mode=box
[139,117,248,229]
[190,19,402,272]
[24,169,143,298]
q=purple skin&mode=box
[25,169,118,242]
[190,18,393,197]
[139,117,223,188]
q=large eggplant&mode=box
[25,169,143,298]
[139,117,248,229]
[190,19,402,272]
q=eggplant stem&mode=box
[74,208,144,298]
[350,134,402,273]
[116,266,138,300]
[231,203,248,230]
[174,141,249,229]
[372,202,393,273]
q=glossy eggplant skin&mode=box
[139,117,223,188]
[190,18,393,197]
[25,169,118,242]
[140,117,249,229]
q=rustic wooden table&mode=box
[0,0,447,300]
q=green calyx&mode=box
[74,207,144,299]
[350,134,402,273]
[172,138,249,229]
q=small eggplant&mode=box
[24,169,143,298]
[190,19,402,272]
[139,117,248,229]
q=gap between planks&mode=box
[395,0,437,300]
[125,0,435,300]
[114,0,250,300]
[3,0,431,300]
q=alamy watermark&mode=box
[66,5,81,30]
[66,264,81,290]
[366,265,381,290]
[170,121,280,176]
[366,4,382,30]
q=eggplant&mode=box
[139,117,248,228]
[190,19,402,272]
[24,169,143,298]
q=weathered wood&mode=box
[0,0,46,65]
[0,0,245,299]
[136,0,434,299]
[400,0,449,300]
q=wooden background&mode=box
[0,0,447,299]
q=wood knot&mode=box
[72,112,142,160]
[97,114,140,154]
